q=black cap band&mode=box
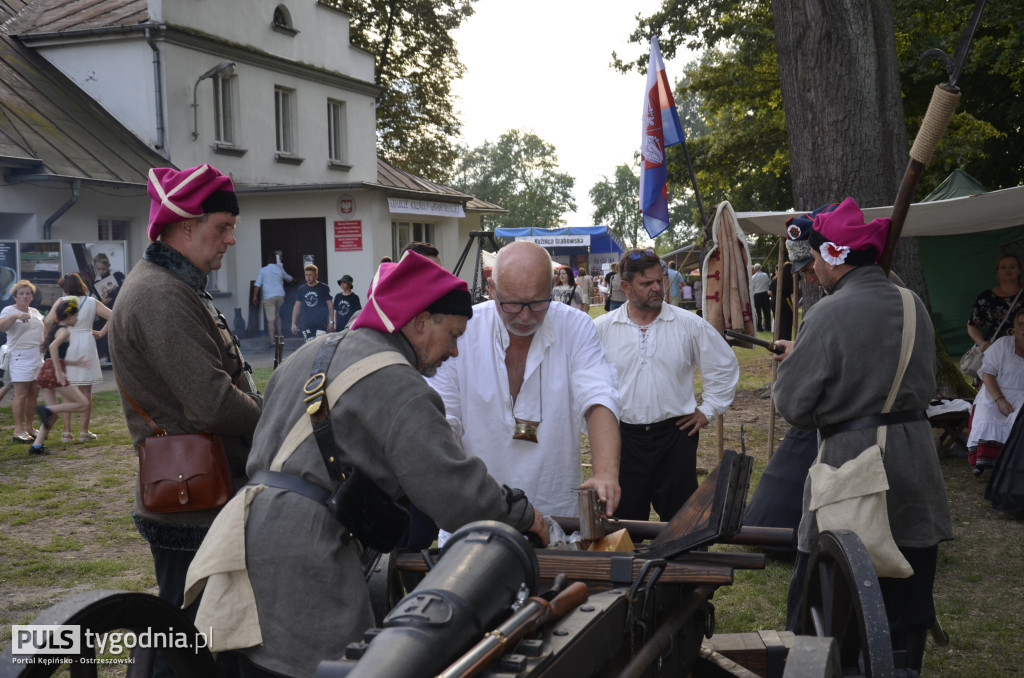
[202,190,239,216]
[426,288,473,319]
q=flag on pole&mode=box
[640,36,685,239]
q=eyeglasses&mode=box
[628,248,657,260]
[494,291,552,314]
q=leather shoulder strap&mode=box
[269,350,407,471]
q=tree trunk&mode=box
[772,0,906,209]
[771,0,973,398]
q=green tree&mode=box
[454,130,576,230]
[590,164,644,249]
[615,1,1023,208]
[335,0,474,183]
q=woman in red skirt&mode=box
[30,298,90,455]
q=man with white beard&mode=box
[428,240,622,524]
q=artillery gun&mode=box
[1,450,913,678]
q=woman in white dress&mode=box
[0,280,45,442]
[967,309,1024,476]
[51,273,111,443]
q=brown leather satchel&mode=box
[120,383,234,514]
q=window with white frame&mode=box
[391,221,435,261]
[213,73,237,145]
[327,99,347,164]
[97,219,129,241]
[274,86,296,154]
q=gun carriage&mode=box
[1,450,912,678]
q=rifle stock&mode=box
[437,582,589,678]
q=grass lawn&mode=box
[2,344,1022,676]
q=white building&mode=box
[0,0,498,323]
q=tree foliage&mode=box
[590,164,644,249]
[453,130,577,230]
[615,1,1024,208]
[335,0,474,183]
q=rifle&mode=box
[878,0,986,274]
[724,329,785,355]
[437,579,590,678]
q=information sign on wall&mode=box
[334,221,363,252]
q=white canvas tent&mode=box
[735,184,1024,353]
[736,184,1024,237]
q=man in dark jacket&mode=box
[185,252,548,678]
[110,164,262,676]
[773,197,952,673]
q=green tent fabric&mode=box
[922,169,989,202]
[919,170,1024,354]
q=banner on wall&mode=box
[61,241,128,307]
[0,240,17,305]
[387,197,465,219]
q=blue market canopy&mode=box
[494,226,625,256]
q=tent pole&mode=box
[768,236,786,459]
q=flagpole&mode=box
[679,134,707,227]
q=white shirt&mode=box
[254,263,293,299]
[751,270,771,295]
[0,305,44,350]
[427,301,621,518]
[594,303,738,425]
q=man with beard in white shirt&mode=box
[428,241,621,527]
[595,247,738,521]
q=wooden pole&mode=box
[767,236,786,459]
[717,415,725,461]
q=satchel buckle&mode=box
[304,373,328,415]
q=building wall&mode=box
[163,40,379,185]
[6,0,479,313]
[33,37,160,151]
[157,0,375,79]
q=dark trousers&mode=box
[753,292,771,331]
[148,547,242,678]
[616,418,699,522]
[150,546,199,678]
[786,544,938,672]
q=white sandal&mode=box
[61,432,74,444]
[79,431,98,442]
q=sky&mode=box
[450,0,690,227]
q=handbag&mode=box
[959,345,983,379]
[0,344,10,372]
[808,287,917,579]
[962,288,1024,378]
[119,381,234,514]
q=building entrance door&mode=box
[258,217,327,336]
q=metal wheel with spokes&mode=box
[0,590,217,678]
[801,530,895,678]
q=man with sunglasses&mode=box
[595,248,738,522]
[428,240,622,529]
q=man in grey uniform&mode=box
[185,252,547,678]
[773,197,953,673]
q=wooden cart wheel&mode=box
[0,590,217,678]
[801,530,895,678]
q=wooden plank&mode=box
[553,517,795,550]
[393,550,741,585]
[704,632,796,678]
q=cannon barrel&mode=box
[316,521,538,678]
